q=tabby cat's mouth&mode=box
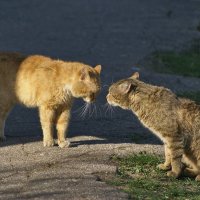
[107,100,118,107]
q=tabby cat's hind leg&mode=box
[194,159,200,181]
[195,174,200,181]
[183,168,199,178]
[182,154,199,178]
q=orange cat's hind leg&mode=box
[0,103,13,141]
[39,106,55,147]
[0,119,6,141]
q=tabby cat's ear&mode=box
[119,82,132,94]
[94,65,101,74]
[131,72,139,79]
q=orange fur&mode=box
[0,52,101,147]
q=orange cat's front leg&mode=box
[158,143,171,171]
[56,107,70,148]
[39,106,55,147]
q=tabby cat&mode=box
[107,72,200,180]
[0,52,101,148]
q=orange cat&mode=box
[0,52,101,148]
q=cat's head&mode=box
[71,65,101,103]
[107,72,140,109]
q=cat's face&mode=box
[107,72,139,109]
[71,65,101,103]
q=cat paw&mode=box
[167,171,179,178]
[0,136,6,142]
[157,163,171,171]
[58,140,70,148]
[195,175,200,181]
[43,139,55,147]
[183,168,198,178]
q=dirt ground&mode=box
[0,0,200,199]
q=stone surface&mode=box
[0,0,200,199]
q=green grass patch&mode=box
[108,153,200,200]
[149,40,200,77]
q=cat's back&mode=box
[178,98,200,131]
[19,55,52,72]
[16,55,71,107]
[0,52,26,96]
[0,52,26,79]
[179,98,200,115]
[16,55,56,82]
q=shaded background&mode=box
[1,0,200,144]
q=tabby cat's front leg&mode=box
[56,107,71,148]
[166,136,184,178]
[158,143,171,171]
[39,106,55,147]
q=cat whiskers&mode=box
[103,103,115,118]
[73,103,88,114]
[88,103,99,118]
[111,76,114,84]
[92,103,102,119]
[77,102,99,119]
[102,84,109,88]
[79,103,90,119]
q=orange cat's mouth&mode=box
[83,97,95,103]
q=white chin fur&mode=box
[63,85,72,95]
[83,98,91,103]
[108,101,118,107]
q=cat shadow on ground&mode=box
[2,95,162,148]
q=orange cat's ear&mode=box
[94,65,101,74]
[131,72,139,79]
[119,82,132,94]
